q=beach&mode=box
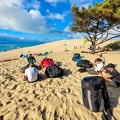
[0,39,120,120]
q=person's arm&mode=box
[32,57,36,63]
[103,74,112,79]
[24,70,28,80]
[100,70,112,81]
[34,58,36,63]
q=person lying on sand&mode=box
[24,63,39,83]
[101,63,120,87]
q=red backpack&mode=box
[40,57,54,68]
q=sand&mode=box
[0,39,120,120]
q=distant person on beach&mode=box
[97,53,105,64]
[97,46,101,50]
[27,54,36,64]
[24,63,39,82]
[101,63,120,87]
[20,54,28,58]
[89,45,94,54]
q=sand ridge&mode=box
[0,39,120,120]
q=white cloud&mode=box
[29,10,44,19]
[0,0,50,34]
[44,0,66,6]
[48,13,64,21]
[24,0,41,10]
[64,26,70,32]
[46,9,50,13]
[44,0,93,8]
[68,0,94,8]
[20,37,24,40]
[47,11,69,21]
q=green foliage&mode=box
[70,0,120,52]
[104,41,120,50]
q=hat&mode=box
[106,63,115,68]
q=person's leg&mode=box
[88,69,98,75]
[115,82,120,87]
[24,76,28,81]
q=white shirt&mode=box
[95,62,104,72]
[25,67,38,82]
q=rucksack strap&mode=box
[102,111,108,120]
[102,110,117,120]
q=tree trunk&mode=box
[92,41,96,54]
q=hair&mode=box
[20,54,23,57]
[29,54,33,57]
[106,63,115,69]
[94,58,102,63]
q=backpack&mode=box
[78,67,86,72]
[75,57,82,63]
[81,76,117,120]
[45,64,63,78]
[77,60,93,68]
[40,57,54,68]
[72,53,80,61]
[81,76,110,112]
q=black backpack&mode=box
[78,67,86,72]
[81,76,118,120]
[45,64,63,78]
[77,60,93,68]
[81,76,110,112]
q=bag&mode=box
[78,67,86,72]
[21,65,29,73]
[77,60,93,68]
[81,76,110,112]
[40,57,54,68]
[45,64,63,78]
[72,53,80,61]
[75,57,82,63]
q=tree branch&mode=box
[96,34,120,45]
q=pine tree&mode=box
[70,0,120,52]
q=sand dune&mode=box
[0,39,120,120]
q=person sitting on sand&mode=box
[101,63,120,87]
[88,58,104,75]
[24,63,39,83]
[97,53,105,64]
[27,54,36,64]
[94,58,104,73]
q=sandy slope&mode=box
[0,39,120,120]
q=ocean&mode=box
[0,42,44,52]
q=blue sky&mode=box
[0,0,104,43]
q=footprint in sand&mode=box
[23,114,28,120]
[0,102,3,107]
[6,101,11,105]
[0,115,4,120]
[7,92,12,97]
[12,85,18,90]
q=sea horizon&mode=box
[0,42,45,52]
